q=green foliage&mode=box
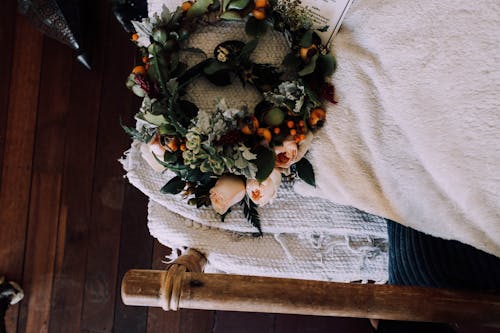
[120,120,153,143]
[220,11,243,20]
[241,195,262,236]
[245,17,268,37]
[317,54,336,76]
[254,147,276,182]
[299,30,313,48]
[227,0,250,10]
[298,53,318,76]
[187,0,213,17]
[295,158,315,186]
[161,176,186,194]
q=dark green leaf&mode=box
[241,195,262,235]
[245,17,268,37]
[205,71,232,86]
[120,120,152,143]
[298,53,318,76]
[295,158,316,186]
[317,25,329,32]
[239,39,259,59]
[203,60,232,75]
[227,0,250,10]
[317,54,336,76]
[160,176,186,194]
[282,53,301,69]
[299,30,314,48]
[187,0,213,17]
[220,11,243,20]
[254,147,275,182]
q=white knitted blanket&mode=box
[295,0,500,257]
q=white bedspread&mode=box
[296,0,500,257]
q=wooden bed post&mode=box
[121,249,500,325]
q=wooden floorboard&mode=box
[113,183,152,333]
[2,1,499,333]
[17,36,74,333]
[0,13,44,333]
[0,0,17,187]
[80,7,137,332]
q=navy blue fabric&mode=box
[387,220,500,291]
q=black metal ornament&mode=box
[112,0,148,33]
[17,0,91,69]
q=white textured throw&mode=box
[293,0,500,257]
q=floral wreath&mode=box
[123,0,337,234]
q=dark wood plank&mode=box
[213,311,274,333]
[275,314,373,333]
[0,0,17,186]
[0,14,44,333]
[79,12,140,332]
[180,309,215,333]
[48,0,110,331]
[147,241,182,333]
[113,183,153,333]
[16,36,74,333]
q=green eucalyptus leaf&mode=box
[298,53,318,76]
[254,147,275,182]
[295,158,316,186]
[143,113,168,125]
[220,10,243,20]
[317,54,337,76]
[187,0,213,17]
[245,17,268,37]
[227,0,250,10]
[160,176,186,194]
[159,124,178,135]
[299,30,314,48]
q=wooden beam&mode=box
[122,269,500,325]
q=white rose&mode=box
[140,141,166,172]
[209,175,246,215]
[246,169,282,206]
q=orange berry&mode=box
[298,120,305,127]
[286,120,294,129]
[180,143,187,152]
[273,127,281,135]
[240,116,259,135]
[181,1,193,11]
[257,128,272,143]
[252,8,266,20]
[254,0,268,8]
[142,56,149,64]
[299,44,318,61]
[167,140,179,152]
[131,33,139,41]
[132,65,146,74]
[299,134,306,141]
[290,129,297,136]
[308,108,327,127]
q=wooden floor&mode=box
[1,1,499,332]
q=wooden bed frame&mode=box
[121,249,500,326]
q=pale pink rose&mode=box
[246,169,282,206]
[274,133,314,170]
[140,142,166,172]
[274,140,298,169]
[210,175,246,215]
